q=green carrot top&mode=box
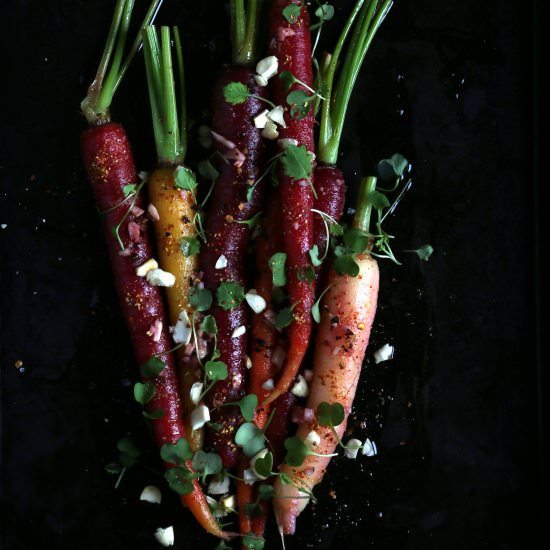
[231,0,264,65]
[81,0,163,126]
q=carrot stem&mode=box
[353,176,377,233]
[232,0,263,64]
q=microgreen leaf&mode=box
[282,4,301,24]
[308,244,323,267]
[287,89,314,119]
[367,190,390,210]
[180,236,201,257]
[235,422,266,457]
[283,435,310,467]
[317,402,345,427]
[189,287,213,312]
[315,3,335,21]
[134,381,155,405]
[258,484,274,500]
[122,183,137,197]
[217,282,245,310]
[205,360,228,382]
[330,223,344,237]
[235,211,262,228]
[297,266,315,283]
[410,244,434,261]
[105,463,123,474]
[117,437,141,466]
[312,284,332,324]
[278,70,297,91]
[333,254,360,277]
[198,159,219,182]
[223,81,249,105]
[343,227,370,254]
[268,252,287,287]
[228,393,258,422]
[243,533,265,550]
[215,541,232,550]
[160,438,193,465]
[201,314,218,335]
[377,153,409,181]
[174,166,198,191]
[273,306,295,330]
[164,467,194,495]
[281,144,313,186]
[140,356,166,378]
[191,450,223,481]
[142,408,165,420]
[253,451,273,478]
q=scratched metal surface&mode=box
[0,1,541,549]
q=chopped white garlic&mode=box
[245,290,267,313]
[146,268,176,287]
[261,120,279,140]
[170,309,192,345]
[207,475,230,495]
[304,430,321,450]
[189,382,203,405]
[136,258,158,277]
[140,485,161,504]
[231,325,246,338]
[361,438,378,457]
[277,138,298,150]
[243,468,260,485]
[374,343,394,364]
[215,254,228,269]
[290,374,309,398]
[220,494,236,512]
[191,405,210,431]
[253,109,270,129]
[154,526,174,547]
[254,74,268,87]
[343,439,363,459]
[245,355,253,370]
[267,105,286,128]
[261,378,274,391]
[255,55,278,82]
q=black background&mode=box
[0,0,543,548]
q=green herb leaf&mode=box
[287,89,314,119]
[273,306,294,330]
[142,408,165,420]
[235,422,266,457]
[333,254,360,277]
[198,159,219,182]
[105,463,123,474]
[245,502,262,518]
[191,450,223,480]
[122,183,137,197]
[343,227,370,254]
[217,282,245,310]
[268,252,287,287]
[229,394,258,422]
[235,211,262,228]
[283,435,310,467]
[134,381,155,405]
[281,144,313,183]
[180,236,201,257]
[174,166,198,191]
[317,402,345,427]
[330,223,344,237]
[117,437,140,468]
[253,451,274,478]
[258,484,274,500]
[311,284,332,324]
[315,3,335,21]
[282,4,301,24]
[160,438,193,465]
[243,533,265,550]
[189,287,213,312]
[297,266,315,283]
[377,153,409,181]
[223,81,250,105]
[367,190,390,210]
[308,244,323,267]
[201,314,218,335]
[215,541,233,550]
[205,360,228,382]
[164,467,194,495]
[411,244,434,261]
[140,356,166,378]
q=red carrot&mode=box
[80,2,226,539]
[263,0,316,405]
[200,1,266,468]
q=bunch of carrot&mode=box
[80,1,424,548]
